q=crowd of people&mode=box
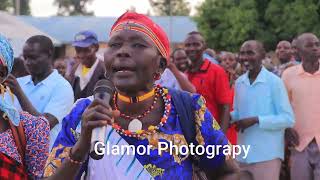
[0,11,319,180]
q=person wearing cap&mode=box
[68,30,106,101]
[44,12,238,180]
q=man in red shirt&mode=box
[185,31,231,133]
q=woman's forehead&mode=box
[109,30,154,44]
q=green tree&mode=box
[0,0,12,11]
[149,0,191,16]
[54,0,94,16]
[195,0,320,52]
[14,0,31,15]
[266,0,320,43]
[0,0,30,15]
[195,0,260,51]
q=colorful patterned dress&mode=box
[0,111,50,179]
[44,88,229,179]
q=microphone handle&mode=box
[89,126,107,160]
[89,92,111,160]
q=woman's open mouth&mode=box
[112,66,136,77]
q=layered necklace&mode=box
[112,85,171,139]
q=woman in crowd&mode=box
[44,12,235,180]
[219,52,241,145]
[0,34,50,179]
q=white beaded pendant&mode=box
[128,119,143,132]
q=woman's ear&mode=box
[158,57,167,74]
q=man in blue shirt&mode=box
[231,40,295,180]
[5,35,74,149]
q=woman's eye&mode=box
[109,43,121,48]
[133,43,146,48]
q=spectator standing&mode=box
[282,33,320,180]
[274,41,298,77]
[232,40,294,180]
[5,35,74,149]
[185,31,231,133]
[68,31,105,101]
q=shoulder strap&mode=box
[8,119,26,167]
[169,89,197,145]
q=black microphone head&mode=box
[93,79,115,95]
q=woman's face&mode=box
[220,54,237,71]
[105,30,163,94]
[0,64,8,83]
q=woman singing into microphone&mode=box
[44,12,236,180]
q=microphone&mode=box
[89,79,115,160]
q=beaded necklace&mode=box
[112,86,171,139]
[114,86,160,120]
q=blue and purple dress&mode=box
[44,88,229,179]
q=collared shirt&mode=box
[282,63,320,152]
[187,59,231,122]
[231,67,294,163]
[12,70,74,149]
[155,68,181,90]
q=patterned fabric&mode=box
[110,12,170,62]
[0,153,27,180]
[0,34,14,74]
[44,88,229,179]
[0,34,20,126]
[0,111,50,178]
[273,61,299,77]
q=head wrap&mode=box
[110,11,170,62]
[0,35,14,76]
[0,34,20,126]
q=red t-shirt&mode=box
[187,59,231,123]
[227,87,237,145]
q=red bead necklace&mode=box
[113,86,160,120]
[112,86,171,138]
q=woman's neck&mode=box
[116,86,156,115]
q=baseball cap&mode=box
[72,30,98,47]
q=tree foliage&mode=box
[0,0,12,11]
[16,0,31,15]
[195,0,320,52]
[0,0,30,15]
[149,0,191,16]
[54,0,94,16]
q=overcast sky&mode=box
[30,0,204,17]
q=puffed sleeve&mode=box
[43,98,92,178]
[21,111,50,178]
[192,94,229,169]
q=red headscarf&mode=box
[110,11,170,63]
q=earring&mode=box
[153,73,161,80]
